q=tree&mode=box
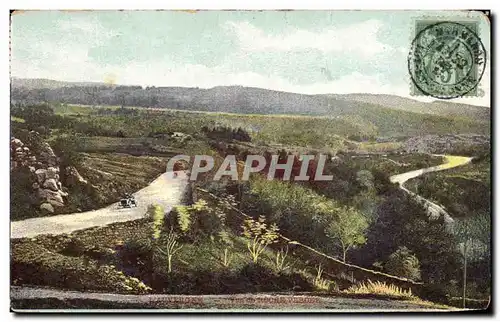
[325,207,368,262]
[384,246,421,281]
[82,86,100,107]
[146,205,182,275]
[51,134,83,168]
[241,215,279,263]
[162,228,183,273]
[453,213,491,308]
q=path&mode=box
[11,172,189,239]
[389,155,473,225]
[10,286,455,312]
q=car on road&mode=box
[119,195,137,208]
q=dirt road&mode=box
[389,155,473,225]
[11,171,189,239]
[10,286,455,312]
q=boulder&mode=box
[40,203,54,214]
[65,166,88,186]
[48,159,58,167]
[46,167,58,180]
[32,182,40,189]
[11,138,23,147]
[35,169,47,183]
[43,178,59,191]
[38,189,65,204]
[47,199,64,208]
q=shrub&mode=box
[170,199,225,241]
[274,246,292,273]
[313,264,333,292]
[384,246,421,281]
[51,134,83,167]
[241,215,279,263]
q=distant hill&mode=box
[11,77,108,90]
[10,78,490,137]
[331,93,490,121]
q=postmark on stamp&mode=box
[408,20,487,99]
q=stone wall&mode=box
[11,132,75,214]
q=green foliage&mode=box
[175,205,193,233]
[313,264,332,291]
[210,230,235,268]
[202,125,252,142]
[241,215,279,263]
[11,104,55,126]
[10,167,39,220]
[146,204,165,240]
[357,192,458,288]
[384,246,421,281]
[453,213,490,263]
[172,199,229,240]
[274,246,292,273]
[325,207,369,262]
[244,177,342,250]
[407,159,491,219]
[50,134,83,167]
[162,228,183,273]
[12,241,152,294]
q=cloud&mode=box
[57,17,120,42]
[225,20,393,58]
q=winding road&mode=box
[11,171,189,239]
[389,155,473,225]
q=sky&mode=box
[10,10,490,106]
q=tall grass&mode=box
[345,280,415,300]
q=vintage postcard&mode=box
[9,10,491,312]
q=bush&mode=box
[10,167,39,220]
[51,135,83,168]
[202,125,252,142]
[384,246,421,281]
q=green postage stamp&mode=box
[408,19,487,99]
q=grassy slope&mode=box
[11,218,319,294]
[63,103,489,143]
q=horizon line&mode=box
[10,76,490,108]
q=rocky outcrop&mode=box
[65,166,88,187]
[39,142,58,166]
[403,134,490,154]
[11,133,73,214]
[39,203,55,214]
